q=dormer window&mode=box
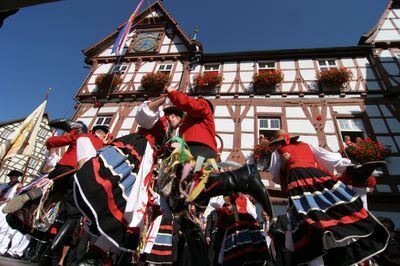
[258,62,276,74]
[112,64,129,75]
[318,59,337,71]
[203,64,220,75]
[158,63,173,75]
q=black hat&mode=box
[163,106,184,118]
[49,119,88,133]
[92,125,110,134]
[7,170,23,177]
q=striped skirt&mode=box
[144,215,174,265]
[222,213,270,266]
[74,134,149,252]
[287,167,389,266]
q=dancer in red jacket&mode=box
[166,87,217,158]
[268,129,389,266]
[166,87,273,217]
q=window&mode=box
[258,117,281,140]
[258,61,275,74]
[28,159,37,168]
[318,59,337,71]
[38,128,48,138]
[337,118,365,142]
[158,64,173,75]
[112,64,129,75]
[0,129,12,139]
[203,64,220,75]
[95,116,112,126]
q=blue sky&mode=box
[0,0,387,122]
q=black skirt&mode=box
[287,167,389,265]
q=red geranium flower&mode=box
[194,72,223,91]
[317,67,352,87]
[253,70,284,91]
[141,72,169,91]
[341,137,391,164]
[95,73,122,93]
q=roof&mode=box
[82,1,199,60]
[0,113,50,127]
[201,45,372,62]
[359,0,400,45]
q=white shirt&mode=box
[135,101,164,129]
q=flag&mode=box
[112,0,145,55]
[0,100,47,162]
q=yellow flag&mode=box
[0,100,47,161]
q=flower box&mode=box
[252,70,284,93]
[317,67,352,93]
[193,72,223,94]
[95,73,122,95]
[342,137,391,165]
[141,72,169,91]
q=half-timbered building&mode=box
[0,115,51,183]
[73,0,400,222]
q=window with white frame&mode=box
[337,118,366,142]
[258,61,276,74]
[38,128,48,138]
[158,63,173,75]
[95,116,113,126]
[318,59,337,71]
[0,129,12,139]
[258,117,281,140]
[112,64,129,75]
[204,64,220,73]
[28,158,38,169]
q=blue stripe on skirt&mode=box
[224,230,266,251]
[154,234,173,245]
[98,146,136,199]
[291,182,357,214]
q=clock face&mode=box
[132,32,159,52]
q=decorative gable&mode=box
[360,0,400,45]
[83,1,199,61]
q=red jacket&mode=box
[46,129,80,168]
[46,130,105,169]
[168,91,217,153]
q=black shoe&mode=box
[196,164,274,218]
[2,253,12,258]
[346,161,386,185]
[30,241,47,263]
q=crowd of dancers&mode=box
[0,87,398,265]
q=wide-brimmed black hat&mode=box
[49,119,88,133]
[7,170,23,177]
[92,125,110,134]
[163,106,184,118]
